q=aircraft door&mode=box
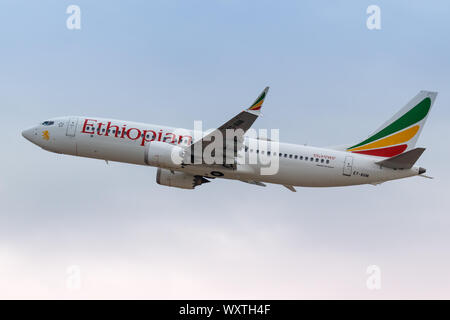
[66,117,78,137]
[343,156,353,176]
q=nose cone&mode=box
[22,127,37,143]
[22,128,33,141]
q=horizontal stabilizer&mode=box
[375,147,425,169]
[418,174,434,179]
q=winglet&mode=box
[375,147,425,169]
[247,87,270,111]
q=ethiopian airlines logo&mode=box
[42,130,50,141]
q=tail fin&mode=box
[347,91,437,157]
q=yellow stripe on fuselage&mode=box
[348,125,419,152]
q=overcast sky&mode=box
[1,0,450,299]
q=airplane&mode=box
[22,88,437,191]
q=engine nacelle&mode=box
[144,141,185,169]
[156,168,209,189]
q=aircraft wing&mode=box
[185,87,269,165]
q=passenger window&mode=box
[326,159,330,164]
[310,158,314,161]
[300,156,303,160]
[294,155,298,159]
[321,159,324,163]
[284,154,287,158]
[261,151,265,155]
[267,151,271,155]
[279,153,282,156]
[305,157,308,161]
[289,154,292,158]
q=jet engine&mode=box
[156,168,209,189]
[145,141,185,169]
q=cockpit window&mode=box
[42,121,54,126]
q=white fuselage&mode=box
[22,116,421,188]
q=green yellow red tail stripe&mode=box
[248,87,269,111]
[348,125,419,152]
[352,144,408,157]
[347,96,432,157]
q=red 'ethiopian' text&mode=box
[81,118,192,146]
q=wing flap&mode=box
[283,185,297,192]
